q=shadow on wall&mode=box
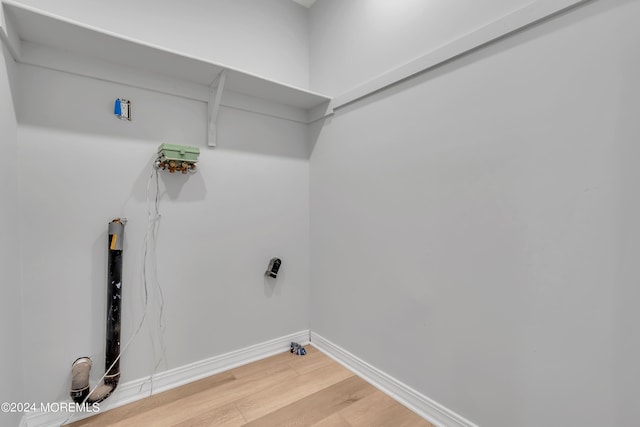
[329,0,625,121]
[612,29,640,424]
[90,232,108,368]
[308,115,332,157]
[15,64,313,161]
[55,232,109,403]
[263,267,286,298]
[215,107,312,160]
[15,64,207,148]
[119,155,207,211]
[159,170,206,201]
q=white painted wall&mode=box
[309,0,527,96]
[15,63,310,404]
[309,1,640,426]
[0,45,24,427]
[12,0,310,89]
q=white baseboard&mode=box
[310,332,478,427]
[22,330,474,427]
[22,330,310,427]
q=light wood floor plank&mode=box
[341,390,433,427]
[171,402,247,427]
[243,376,376,427]
[66,371,236,427]
[108,366,298,427]
[67,347,433,427]
[235,362,354,422]
[309,413,352,427]
[338,389,398,426]
[372,404,434,427]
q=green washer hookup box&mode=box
[157,143,200,162]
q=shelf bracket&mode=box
[207,70,227,147]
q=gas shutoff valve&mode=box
[156,143,200,174]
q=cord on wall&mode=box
[138,163,168,396]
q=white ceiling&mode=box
[292,0,317,8]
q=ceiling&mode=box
[292,0,317,8]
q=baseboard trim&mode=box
[310,332,478,427]
[22,330,310,427]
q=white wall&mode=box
[13,0,310,89]
[0,45,24,426]
[15,63,310,404]
[309,0,526,96]
[309,0,640,426]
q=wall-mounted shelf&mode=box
[0,0,333,142]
